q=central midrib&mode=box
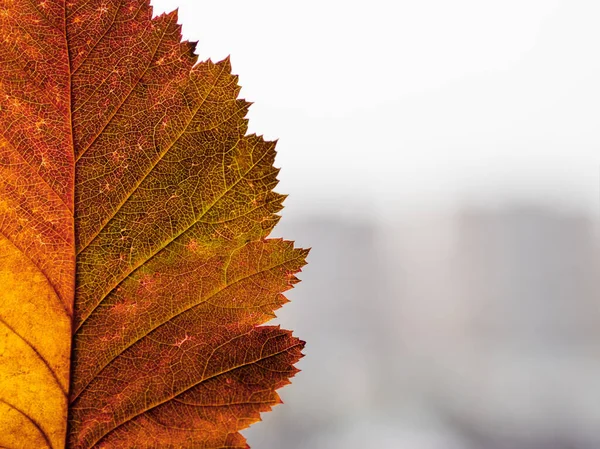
[64,2,76,448]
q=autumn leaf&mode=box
[0,1,307,448]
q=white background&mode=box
[151,0,600,219]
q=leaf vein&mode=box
[0,317,67,396]
[76,61,228,254]
[75,139,270,329]
[0,229,71,318]
[72,253,304,401]
[90,342,302,447]
[70,0,123,75]
[0,128,70,212]
[74,11,175,162]
[0,399,53,449]
[24,0,59,31]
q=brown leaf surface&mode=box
[0,1,307,448]
[0,1,73,447]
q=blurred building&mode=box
[437,206,600,448]
[244,204,600,449]
[245,216,397,448]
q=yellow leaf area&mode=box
[0,1,307,448]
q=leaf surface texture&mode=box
[0,1,307,448]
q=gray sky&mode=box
[151,0,600,218]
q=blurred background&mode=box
[152,1,600,447]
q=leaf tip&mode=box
[219,54,233,72]
[164,7,179,22]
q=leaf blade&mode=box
[68,1,307,448]
[0,1,74,447]
[0,1,307,447]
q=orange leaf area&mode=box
[0,1,307,448]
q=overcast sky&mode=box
[151,0,600,218]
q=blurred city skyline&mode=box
[246,204,600,449]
